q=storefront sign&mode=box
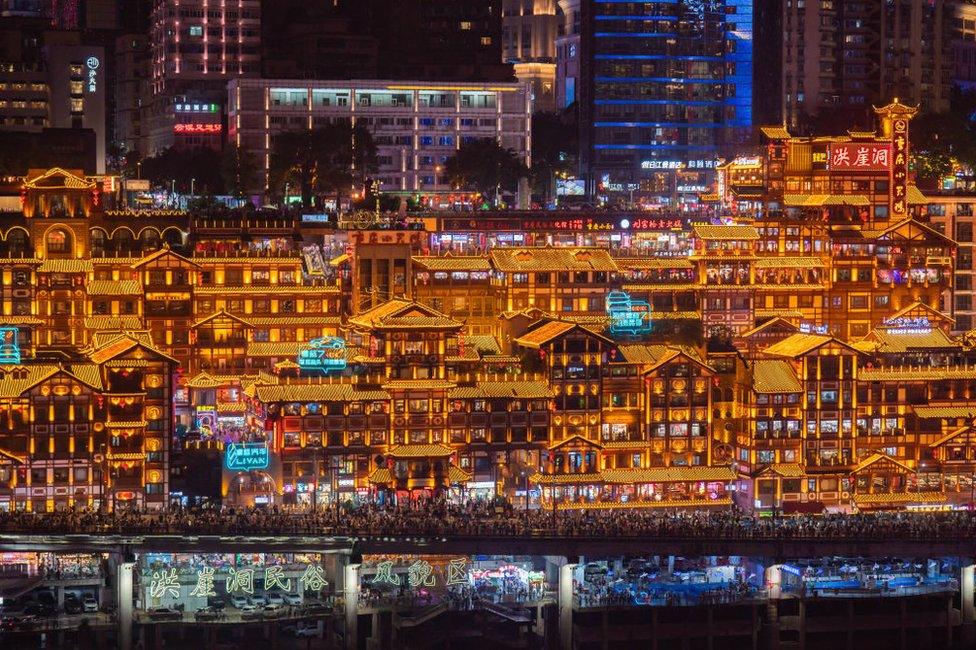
[883,316,931,334]
[149,563,327,600]
[174,123,223,134]
[86,56,99,93]
[891,120,909,217]
[224,442,270,471]
[827,143,891,171]
[297,337,347,374]
[0,327,21,364]
[798,323,828,335]
[641,159,719,170]
[606,291,652,336]
[175,103,219,113]
[368,558,471,587]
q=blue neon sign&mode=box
[0,327,21,364]
[606,291,653,336]
[225,442,270,471]
[297,337,348,373]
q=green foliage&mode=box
[140,147,225,194]
[221,144,262,198]
[269,123,378,209]
[444,138,528,203]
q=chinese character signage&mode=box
[297,337,348,374]
[225,442,270,471]
[0,327,21,364]
[827,143,891,171]
[174,123,223,134]
[891,119,909,217]
[606,291,652,336]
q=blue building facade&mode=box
[580,0,754,207]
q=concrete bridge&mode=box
[3,531,976,558]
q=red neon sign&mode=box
[174,123,223,134]
[827,143,891,171]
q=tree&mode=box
[269,123,378,210]
[530,105,579,204]
[221,144,261,199]
[444,138,528,204]
[910,88,976,186]
[140,147,225,195]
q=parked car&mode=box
[23,602,56,617]
[230,595,248,609]
[282,593,302,606]
[82,596,99,613]
[63,596,83,615]
[266,592,284,606]
[249,594,267,607]
[239,604,258,615]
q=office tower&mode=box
[503,0,559,111]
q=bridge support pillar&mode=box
[344,562,360,650]
[962,563,975,646]
[766,564,782,599]
[559,562,576,650]
[116,561,134,650]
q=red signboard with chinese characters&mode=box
[174,123,223,134]
[827,143,891,171]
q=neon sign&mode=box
[225,442,270,471]
[86,56,99,93]
[0,327,21,364]
[883,317,932,335]
[174,123,223,134]
[297,337,347,373]
[827,143,891,172]
[799,323,828,335]
[606,291,652,336]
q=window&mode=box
[189,25,203,36]
[46,229,71,255]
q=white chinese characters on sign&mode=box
[827,144,891,171]
[226,567,255,595]
[149,569,180,599]
[189,566,217,598]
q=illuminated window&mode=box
[481,37,492,45]
[189,25,203,36]
[46,229,71,255]
[460,21,472,30]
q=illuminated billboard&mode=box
[827,143,891,172]
[0,327,21,364]
[225,442,270,472]
[606,291,652,336]
[297,337,348,373]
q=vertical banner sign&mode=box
[875,100,917,220]
[891,119,908,217]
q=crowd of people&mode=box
[2,501,976,541]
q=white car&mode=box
[266,592,284,606]
[239,604,257,614]
[230,596,248,609]
[249,595,267,607]
[82,596,98,613]
[282,593,302,606]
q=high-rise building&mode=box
[145,0,261,153]
[782,0,953,131]
[0,16,106,172]
[578,0,754,206]
[113,33,150,157]
[503,0,558,111]
[554,0,580,110]
[955,1,976,91]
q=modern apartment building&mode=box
[227,79,532,195]
[578,0,754,206]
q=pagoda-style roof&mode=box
[348,299,462,331]
[23,167,95,190]
[873,98,919,118]
[514,319,613,349]
[88,332,177,365]
[411,255,491,271]
[751,359,802,394]
[763,333,860,358]
[448,381,553,400]
[190,310,254,329]
[753,257,826,269]
[759,126,791,140]
[853,452,915,474]
[885,300,955,327]
[254,383,390,403]
[692,224,759,241]
[490,247,618,272]
[740,317,800,339]
[87,280,143,296]
[388,444,453,458]
[856,327,959,354]
[132,247,201,269]
[38,259,93,274]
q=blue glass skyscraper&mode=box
[579,0,754,207]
